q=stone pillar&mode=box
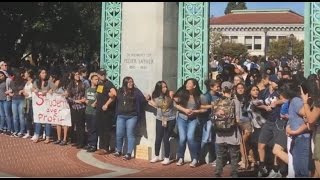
[120,2,178,160]
[304,2,320,77]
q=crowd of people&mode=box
[0,53,318,177]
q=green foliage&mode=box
[209,30,223,55]
[224,2,237,15]
[213,42,248,59]
[267,37,304,59]
[0,2,101,66]
[224,2,247,14]
[236,2,247,10]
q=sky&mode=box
[210,2,305,17]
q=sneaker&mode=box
[54,140,62,144]
[161,158,171,165]
[267,169,282,178]
[211,160,216,167]
[189,159,197,168]
[87,146,97,152]
[31,135,38,141]
[17,133,24,138]
[123,154,131,160]
[258,166,268,177]
[22,133,31,139]
[113,151,122,157]
[59,141,68,146]
[150,156,161,163]
[176,158,184,166]
[10,132,18,137]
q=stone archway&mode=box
[100,2,209,91]
[100,2,318,87]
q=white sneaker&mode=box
[211,160,216,167]
[161,158,171,165]
[22,133,31,139]
[189,159,197,167]
[176,158,184,166]
[267,169,282,178]
[31,135,38,141]
[150,156,161,163]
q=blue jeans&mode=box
[34,123,51,137]
[292,136,311,177]
[116,115,138,155]
[176,115,200,160]
[12,99,25,134]
[0,100,12,131]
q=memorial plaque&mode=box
[135,145,152,160]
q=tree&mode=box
[224,2,237,15]
[236,2,247,10]
[224,2,247,15]
[267,37,304,59]
[0,2,101,68]
[213,42,248,59]
[209,29,223,57]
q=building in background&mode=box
[210,9,304,57]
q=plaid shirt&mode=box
[67,82,86,110]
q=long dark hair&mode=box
[36,68,49,89]
[174,78,202,109]
[119,76,135,95]
[278,79,300,100]
[67,70,85,97]
[152,81,169,99]
[24,68,34,80]
[12,69,25,86]
[235,83,245,102]
[0,70,7,83]
[52,73,69,90]
[244,85,260,109]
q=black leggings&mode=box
[71,108,86,146]
[154,119,176,158]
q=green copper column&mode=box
[304,2,320,77]
[100,2,122,88]
[178,2,209,91]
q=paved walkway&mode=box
[0,134,237,177]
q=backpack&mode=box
[212,97,236,133]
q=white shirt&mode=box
[24,81,33,98]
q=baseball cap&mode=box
[269,74,279,83]
[221,81,233,90]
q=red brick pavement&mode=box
[0,133,256,177]
[0,134,111,177]
[93,153,232,177]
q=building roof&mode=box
[210,9,304,25]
